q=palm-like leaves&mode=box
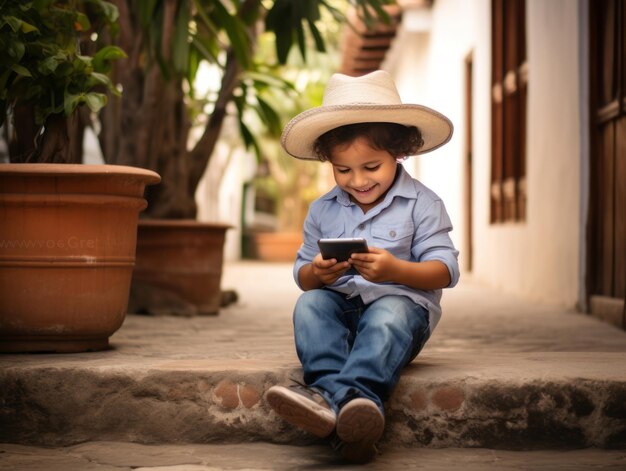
[130,0,393,160]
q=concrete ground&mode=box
[2,441,626,470]
[1,261,626,469]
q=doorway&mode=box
[464,52,474,272]
[588,0,626,329]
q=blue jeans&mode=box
[293,288,430,414]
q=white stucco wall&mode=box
[386,0,582,307]
[518,0,581,306]
[195,116,257,262]
[385,0,487,278]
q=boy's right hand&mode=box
[312,253,351,286]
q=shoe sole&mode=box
[265,387,336,438]
[336,398,385,444]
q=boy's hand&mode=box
[312,253,351,285]
[349,247,397,283]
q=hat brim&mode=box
[280,104,453,160]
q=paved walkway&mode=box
[7,260,623,366]
[2,441,626,470]
[1,261,626,469]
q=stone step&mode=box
[2,352,625,449]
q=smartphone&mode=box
[317,238,368,262]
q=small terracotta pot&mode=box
[251,231,303,262]
[131,220,231,315]
[0,164,160,353]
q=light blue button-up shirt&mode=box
[293,164,459,332]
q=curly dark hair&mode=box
[312,122,424,162]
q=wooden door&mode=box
[588,0,626,329]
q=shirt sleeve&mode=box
[293,205,323,289]
[411,199,460,288]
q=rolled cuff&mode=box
[421,249,460,288]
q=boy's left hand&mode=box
[349,247,397,283]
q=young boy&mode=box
[265,70,459,463]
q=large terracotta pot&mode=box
[130,220,231,316]
[0,164,160,353]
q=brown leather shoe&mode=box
[335,398,385,463]
[265,383,336,438]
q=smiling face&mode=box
[330,136,399,213]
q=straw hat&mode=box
[280,70,453,160]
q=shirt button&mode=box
[358,223,365,230]
[389,230,396,238]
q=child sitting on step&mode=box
[265,70,459,463]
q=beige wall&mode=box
[385,0,583,307]
[196,116,256,262]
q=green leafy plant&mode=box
[1,0,126,162]
[97,0,393,218]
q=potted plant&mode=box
[0,1,160,352]
[244,137,322,262]
[93,0,392,315]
